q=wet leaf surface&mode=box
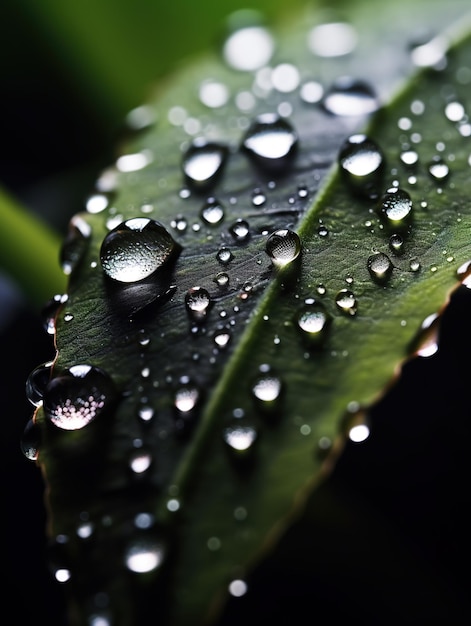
[27,2,471,624]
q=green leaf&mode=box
[28,2,471,624]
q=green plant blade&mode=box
[29,2,471,624]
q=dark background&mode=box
[2,3,471,624]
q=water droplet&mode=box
[300,80,324,104]
[214,328,232,348]
[129,448,153,475]
[216,247,233,264]
[410,35,447,69]
[86,193,110,214]
[409,258,421,272]
[171,214,188,232]
[229,219,250,243]
[200,197,225,225]
[20,419,41,461]
[377,188,413,230]
[294,300,331,347]
[428,157,450,181]
[214,272,230,287]
[389,233,404,254]
[60,214,91,275]
[323,77,380,116]
[228,579,248,597]
[241,113,298,175]
[400,149,419,167]
[182,138,229,191]
[125,105,156,131]
[124,536,166,573]
[43,364,117,431]
[100,218,181,283]
[174,378,200,414]
[271,63,300,93]
[445,101,465,122]
[367,252,394,284]
[116,150,152,172]
[26,360,54,407]
[223,421,259,453]
[41,294,68,335]
[308,22,358,57]
[185,287,212,323]
[199,80,230,108]
[338,134,384,199]
[409,312,440,357]
[222,11,275,71]
[265,229,301,267]
[251,366,283,415]
[138,405,155,423]
[335,289,357,316]
[251,188,266,207]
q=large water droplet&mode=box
[377,187,413,230]
[43,364,117,430]
[265,229,301,267]
[323,77,380,116]
[294,299,331,347]
[222,10,275,71]
[100,218,180,283]
[367,252,394,284]
[182,138,229,191]
[185,287,212,323]
[241,113,298,175]
[26,360,54,406]
[338,134,384,199]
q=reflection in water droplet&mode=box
[367,252,394,284]
[323,77,379,116]
[378,188,413,230]
[182,138,229,191]
[20,419,41,461]
[308,22,358,57]
[43,364,117,430]
[185,287,212,323]
[222,11,275,71]
[201,197,225,225]
[266,229,301,267]
[124,536,166,573]
[335,289,357,316]
[241,113,298,174]
[294,300,331,347]
[100,218,180,283]
[338,134,384,199]
[26,360,54,407]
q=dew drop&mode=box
[308,22,358,57]
[410,35,447,69]
[185,287,212,323]
[100,218,180,283]
[228,579,248,597]
[129,448,153,475]
[171,214,188,232]
[294,299,331,347]
[241,113,298,175]
[60,214,92,275]
[251,366,283,414]
[428,157,450,181]
[43,364,117,431]
[42,293,68,335]
[265,229,301,267]
[138,405,155,423]
[216,247,233,265]
[200,197,225,225]
[229,219,250,243]
[214,272,230,287]
[124,536,166,574]
[199,80,230,108]
[20,419,41,461]
[335,289,357,316]
[409,258,421,272]
[223,421,259,453]
[251,188,267,207]
[214,328,232,348]
[338,134,384,199]
[222,11,275,71]
[367,252,394,284]
[389,233,404,254]
[182,138,229,192]
[377,187,413,230]
[26,360,54,407]
[322,77,380,116]
[174,378,200,414]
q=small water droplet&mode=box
[129,447,153,475]
[223,421,259,453]
[251,366,283,415]
[174,378,200,414]
[214,272,230,287]
[182,138,229,191]
[241,113,298,175]
[20,419,41,461]
[251,188,267,207]
[100,218,180,283]
[409,258,421,272]
[60,214,91,275]
[228,579,248,597]
[41,294,68,335]
[389,233,404,254]
[124,535,166,573]
[323,77,380,116]
[43,364,117,431]
[338,134,384,199]
[185,287,212,323]
[428,157,450,181]
[367,252,394,284]
[216,247,233,264]
[377,188,413,230]
[410,35,447,69]
[213,328,232,348]
[265,228,301,267]
[409,312,440,357]
[294,299,331,347]
[201,197,225,225]
[308,22,358,57]
[271,63,300,93]
[229,219,250,243]
[335,289,357,316]
[199,80,230,108]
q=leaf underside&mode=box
[30,2,471,624]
